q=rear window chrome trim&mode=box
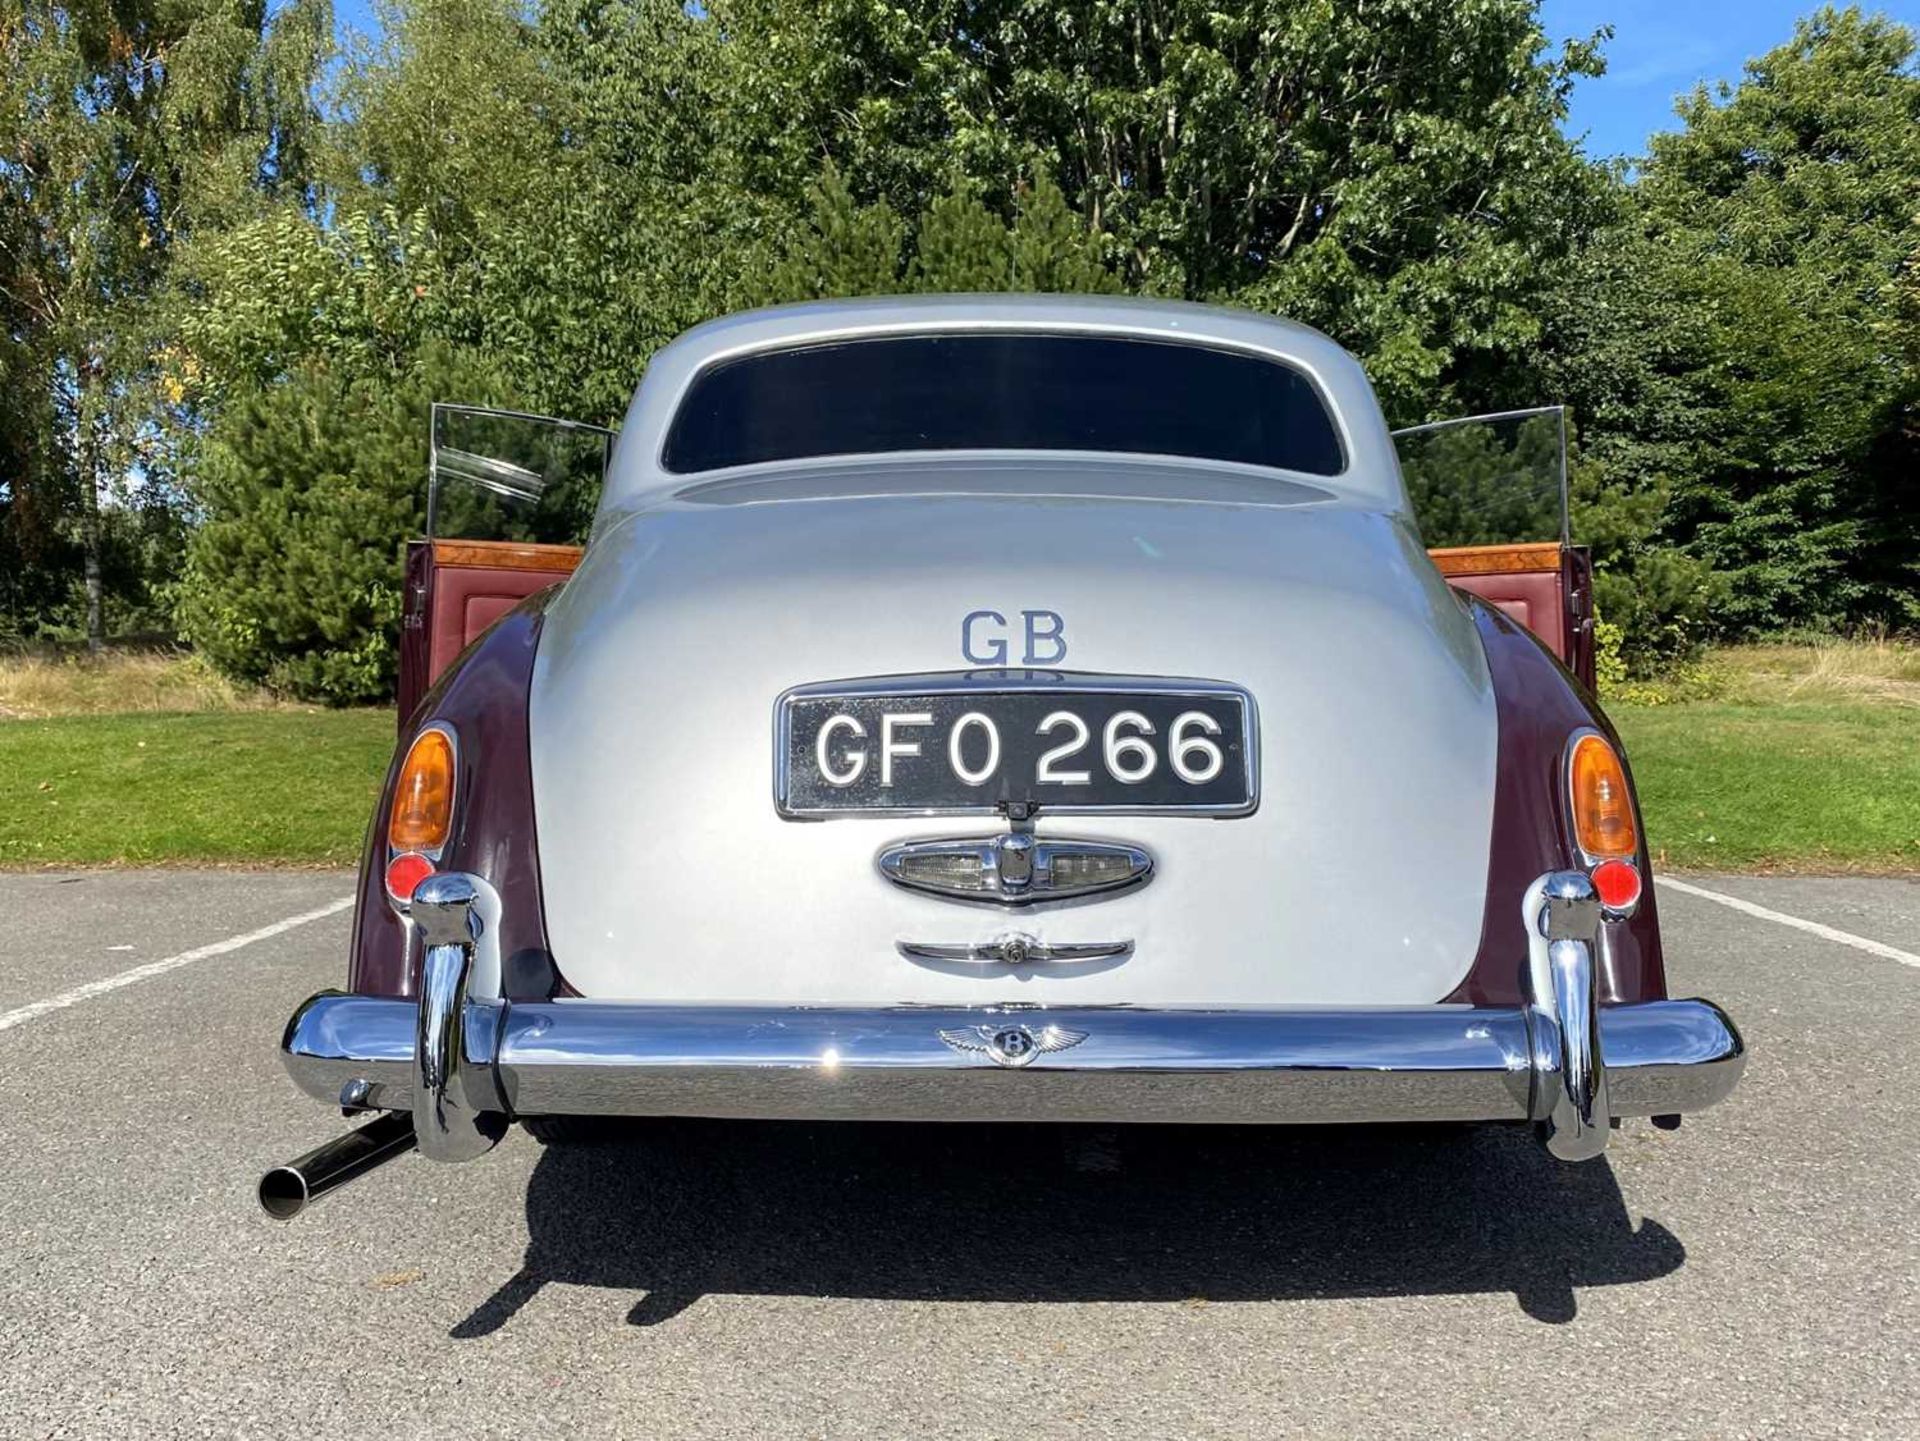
[772,670,1261,821]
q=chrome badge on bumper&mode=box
[937,1021,1090,1068]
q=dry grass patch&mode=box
[1605,636,1920,709]
[1711,636,1920,708]
[0,651,297,720]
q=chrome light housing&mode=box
[877,833,1152,906]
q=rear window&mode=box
[661,334,1344,476]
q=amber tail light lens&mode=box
[388,728,455,854]
[1569,733,1637,860]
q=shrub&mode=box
[1574,462,1724,676]
[176,348,510,704]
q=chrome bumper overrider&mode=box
[272,871,1744,1189]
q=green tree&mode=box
[1524,184,1726,670]
[1889,224,1920,487]
[764,164,911,299]
[169,0,1920,694]
[161,0,1618,691]
[176,345,510,701]
[169,203,468,409]
[699,0,1607,418]
[0,0,326,648]
[1631,6,1920,632]
[1398,413,1566,549]
[763,166,1118,300]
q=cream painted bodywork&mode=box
[530,461,1497,1007]
[531,299,1497,1007]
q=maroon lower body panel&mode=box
[1445,598,1666,1007]
[351,592,559,1000]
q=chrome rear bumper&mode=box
[279,872,1744,1164]
[286,990,1743,1123]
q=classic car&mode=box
[259,295,1745,1218]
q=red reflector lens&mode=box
[385,852,436,900]
[1591,858,1641,911]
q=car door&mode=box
[397,404,611,725]
[1392,405,1595,690]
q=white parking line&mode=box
[1659,876,1919,970]
[0,895,355,1033]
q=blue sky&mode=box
[331,1,1918,159]
[1543,0,1918,156]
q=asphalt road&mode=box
[1,870,1915,1439]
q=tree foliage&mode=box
[762,166,1119,300]
[693,0,1610,418]
[0,0,328,645]
[176,345,509,700]
[1631,7,1919,633]
[6,1,1917,695]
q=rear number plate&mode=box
[776,678,1257,817]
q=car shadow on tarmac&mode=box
[450,1119,1682,1335]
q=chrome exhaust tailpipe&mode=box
[258,1111,417,1220]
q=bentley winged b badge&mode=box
[937,1022,1088,1069]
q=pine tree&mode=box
[765,165,907,300]
[1009,175,1118,294]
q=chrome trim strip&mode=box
[896,936,1133,965]
[772,670,1260,820]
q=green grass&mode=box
[1615,702,1920,872]
[0,710,395,866]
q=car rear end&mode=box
[263,298,1744,1217]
